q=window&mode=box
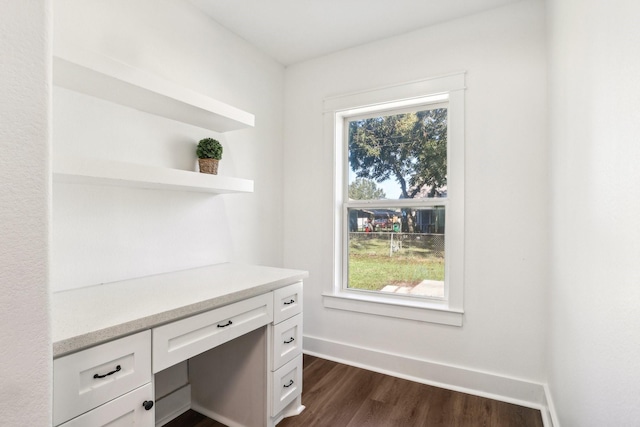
[323,74,465,326]
[346,104,448,299]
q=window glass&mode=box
[344,105,448,299]
[348,108,448,200]
[347,206,445,298]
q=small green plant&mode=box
[196,138,223,160]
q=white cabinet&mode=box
[53,331,152,426]
[273,281,303,324]
[271,357,303,416]
[184,285,305,427]
[52,268,307,427]
[269,282,305,424]
[58,384,154,427]
[176,283,305,427]
[153,293,273,373]
[272,314,303,370]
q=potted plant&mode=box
[196,138,223,175]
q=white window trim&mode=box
[323,72,466,327]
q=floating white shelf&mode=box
[53,156,254,194]
[53,45,255,132]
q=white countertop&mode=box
[52,263,308,357]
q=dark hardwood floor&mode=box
[166,354,544,427]
[165,409,226,427]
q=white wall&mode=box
[284,0,548,392]
[0,0,52,425]
[547,0,640,425]
[52,0,286,290]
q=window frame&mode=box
[323,73,466,326]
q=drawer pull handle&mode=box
[284,337,295,344]
[217,320,233,328]
[283,379,294,388]
[93,365,121,379]
[142,400,154,411]
[283,299,295,305]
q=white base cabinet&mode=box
[53,331,152,426]
[58,384,154,427]
[187,282,304,427]
[271,356,303,417]
[269,283,304,425]
[152,293,273,373]
[272,314,303,371]
[53,272,305,427]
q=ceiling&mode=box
[189,0,523,66]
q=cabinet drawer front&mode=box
[271,355,303,416]
[273,281,303,324]
[53,331,151,426]
[153,293,273,373]
[272,313,303,371]
[59,383,154,427]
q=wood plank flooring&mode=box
[165,354,544,427]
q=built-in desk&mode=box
[52,263,308,427]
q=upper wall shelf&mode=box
[53,45,255,133]
[53,156,254,194]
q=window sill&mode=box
[322,291,463,326]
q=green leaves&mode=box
[348,108,447,199]
[196,138,223,160]
[348,178,386,200]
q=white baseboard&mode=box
[304,335,553,425]
[155,384,191,427]
[543,384,560,427]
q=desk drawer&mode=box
[273,282,303,324]
[58,383,154,427]
[271,354,303,416]
[272,313,303,371]
[53,331,151,426]
[153,293,273,373]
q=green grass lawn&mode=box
[348,235,444,291]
